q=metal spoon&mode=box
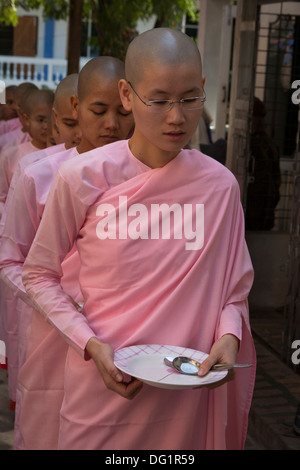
[164,356,252,375]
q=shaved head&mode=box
[16,82,38,107]
[78,56,126,100]
[53,73,78,110]
[22,89,54,116]
[125,28,202,84]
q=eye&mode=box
[119,110,132,116]
[91,110,106,116]
[149,100,169,106]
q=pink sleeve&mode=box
[216,302,243,341]
[22,169,97,358]
[0,147,12,210]
[0,170,42,304]
[215,186,254,343]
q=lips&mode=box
[100,135,119,143]
[164,130,185,141]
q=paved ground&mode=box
[0,308,299,450]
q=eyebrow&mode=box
[90,101,108,106]
[90,102,126,109]
[149,87,202,96]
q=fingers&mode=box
[197,355,216,377]
[98,350,143,400]
[103,370,143,400]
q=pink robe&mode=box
[0,143,65,406]
[0,128,30,153]
[0,118,22,136]
[22,140,256,450]
[0,140,40,369]
[0,146,81,450]
[0,140,38,218]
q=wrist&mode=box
[84,336,102,360]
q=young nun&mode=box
[0,88,53,217]
[0,86,18,122]
[0,83,38,153]
[0,85,21,134]
[21,28,256,450]
[0,56,134,450]
[0,76,79,407]
[0,87,52,397]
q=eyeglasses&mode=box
[128,81,206,114]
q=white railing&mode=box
[0,56,90,89]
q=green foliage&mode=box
[1,0,199,59]
[150,0,199,27]
[0,1,18,26]
[87,0,198,59]
[17,0,69,19]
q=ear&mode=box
[70,95,79,119]
[118,79,133,112]
[52,107,59,126]
[22,113,30,128]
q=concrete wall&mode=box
[246,231,289,311]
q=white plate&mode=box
[114,344,228,390]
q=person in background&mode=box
[0,84,38,153]
[0,86,18,122]
[0,57,134,450]
[0,88,54,218]
[245,96,281,231]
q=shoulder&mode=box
[25,147,77,177]
[58,141,129,184]
[182,148,239,189]
[57,141,130,204]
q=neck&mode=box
[76,139,95,155]
[31,139,46,150]
[129,135,180,169]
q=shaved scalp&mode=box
[15,82,38,104]
[22,89,54,116]
[53,73,78,109]
[78,56,126,100]
[125,28,202,84]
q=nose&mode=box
[166,102,185,124]
[104,111,119,130]
[74,125,82,141]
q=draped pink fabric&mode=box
[0,128,29,153]
[0,140,40,383]
[0,143,66,406]
[0,117,22,136]
[0,140,38,218]
[22,140,256,450]
[0,145,79,449]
